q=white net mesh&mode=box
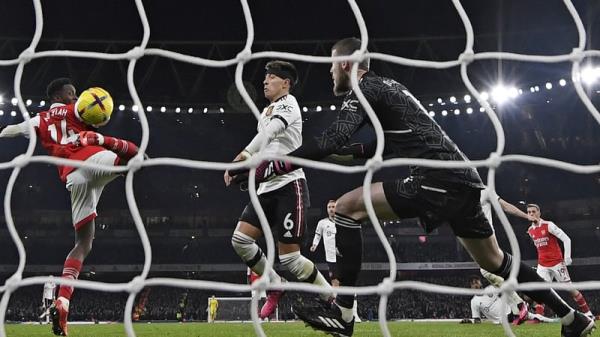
[1,1,600,337]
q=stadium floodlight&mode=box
[316,105,322,112]
[203,108,208,113]
[530,87,536,93]
[441,110,448,116]
[26,99,32,106]
[132,105,139,112]
[480,91,489,101]
[479,107,485,112]
[453,109,460,115]
[464,94,471,103]
[559,79,567,86]
[146,106,152,112]
[508,87,519,98]
[428,103,434,107]
[0,110,3,116]
[518,89,523,95]
[437,97,443,104]
[428,111,435,117]
[535,86,540,92]
[11,97,18,106]
[40,100,45,106]
[581,66,600,84]
[219,107,225,113]
[118,105,125,111]
[188,108,193,113]
[160,106,166,112]
[330,105,336,111]
[545,82,553,90]
[11,110,17,117]
[0,95,3,103]
[302,106,308,112]
[175,107,181,113]
[466,107,473,114]
[449,96,456,103]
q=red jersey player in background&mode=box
[0,78,141,336]
[526,203,594,321]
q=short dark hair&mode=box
[332,37,370,71]
[469,275,481,285]
[327,199,336,204]
[527,204,541,212]
[265,60,298,89]
[46,78,73,99]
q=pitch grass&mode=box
[5,321,566,337]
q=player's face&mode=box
[470,279,482,289]
[263,74,288,102]
[330,49,351,97]
[527,207,541,222]
[327,202,336,217]
[54,84,77,105]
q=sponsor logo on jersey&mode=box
[341,99,358,112]
[276,103,293,113]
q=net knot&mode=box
[488,152,502,169]
[18,48,35,63]
[500,277,517,294]
[365,157,383,172]
[128,276,145,294]
[4,274,22,293]
[126,47,144,60]
[377,277,394,296]
[11,154,29,169]
[569,48,585,63]
[459,50,475,64]
[127,155,144,172]
[236,49,252,64]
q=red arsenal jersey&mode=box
[527,221,564,267]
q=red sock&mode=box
[57,258,83,301]
[574,293,591,313]
[103,136,139,161]
[535,303,545,315]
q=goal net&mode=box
[1,1,600,337]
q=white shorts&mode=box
[536,262,572,283]
[66,150,119,230]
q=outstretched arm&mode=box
[0,116,40,139]
[499,198,534,221]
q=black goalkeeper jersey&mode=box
[291,71,485,189]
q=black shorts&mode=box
[382,176,492,238]
[327,262,338,280]
[239,179,310,244]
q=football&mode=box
[76,87,114,127]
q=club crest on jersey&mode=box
[265,106,274,117]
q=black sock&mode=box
[492,252,571,317]
[334,212,363,309]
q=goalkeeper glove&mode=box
[255,160,295,183]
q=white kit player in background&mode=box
[468,276,555,324]
[526,204,594,320]
[310,200,361,323]
[40,276,57,323]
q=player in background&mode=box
[0,78,141,336]
[467,276,555,325]
[39,276,56,324]
[526,204,594,320]
[208,295,219,323]
[251,38,594,337]
[310,199,362,323]
[310,200,339,287]
[225,61,333,320]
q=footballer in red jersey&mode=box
[0,78,141,336]
[527,204,593,320]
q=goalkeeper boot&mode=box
[260,290,284,319]
[50,297,69,336]
[561,311,595,337]
[512,302,529,326]
[293,300,354,337]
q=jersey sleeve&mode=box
[244,118,287,154]
[471,297,481,319]
[0,115,40,138]
[271,99,301,127]
[312,220,324,246]
[547,222,571,257]
[291,89,370,160]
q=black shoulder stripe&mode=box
[271,114,289,128]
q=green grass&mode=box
[4,321,567,337]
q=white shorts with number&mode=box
[536,262,572,283]
[66,150,119,230]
